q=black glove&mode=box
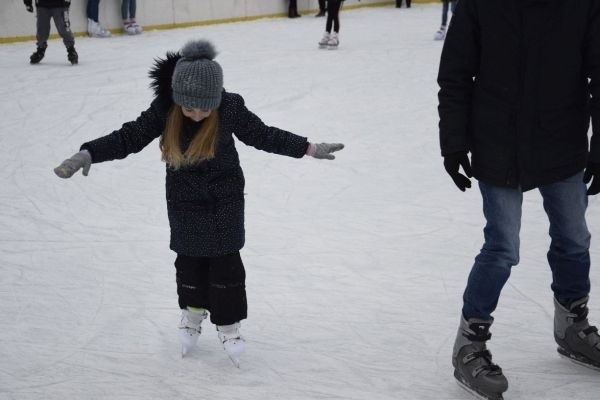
[583,161,600,195]
[25,4,34,12]
[444,151,473,191]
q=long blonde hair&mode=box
[160,105,220,169]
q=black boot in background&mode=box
[30,44,47,64]
[289,0,301,18]
[67,46,78,65]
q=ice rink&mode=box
[1,3,599,399]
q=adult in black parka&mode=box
[53,39,344,366]
[438,0,600,398]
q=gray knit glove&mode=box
[54,150,92,178]
[306,142,345,160]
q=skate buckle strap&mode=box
[578,325,599,342]
[570,303,589,323]
[464,330,492,342]
[463,350,503,377]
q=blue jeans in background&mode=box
[87,0,100,22]
[122,0,137,20]
[441,0,457,27]
[462,172,591,320]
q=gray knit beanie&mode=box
[171,40,223,110]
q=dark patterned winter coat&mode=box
[80,52,309,257]
[438,0,600,191]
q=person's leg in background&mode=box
[87,0,111,37]
[289,0,301,18]
[50,7,77,64]
[30,7,51,64]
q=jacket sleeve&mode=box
[586,1,600,163]
[23,0,32,7]
[80,100,167,163]
[228,93,309,158]
[437,0,480,156]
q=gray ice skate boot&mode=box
[554,296,600,370]
[452,317,508,400]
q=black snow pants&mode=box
[175,252,247,326]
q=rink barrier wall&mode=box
[0,0,436,44]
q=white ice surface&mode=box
[1,4,599,400]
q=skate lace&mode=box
[463,350,503,377]
[179,325,201,335]
[219,331,243,344]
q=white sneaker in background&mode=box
[217,322,245,367]
[123,19,137,35]
[178,308,208,357]
[131,19,143,34]
[88,18,111,38]
[434,25,447,41]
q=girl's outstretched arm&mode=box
[53,99,167,178]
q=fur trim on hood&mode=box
[148,51,182,109]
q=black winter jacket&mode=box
[438,0,600,190]
[80,53,309,257]
[24,0,70,8]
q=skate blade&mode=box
[318,44,327,49]
[454,372,504,400]
[227,355,240,368]
[557,347,600,371]
[181,343,195,358]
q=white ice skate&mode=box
[318,31,331,49]
[434,26,447,41]
[88,18,111,38]
[123,19,137,35]
[178,308,208,357]
[217,322,245,368]
[131,19,143,34]
[327,32,339,49]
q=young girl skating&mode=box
[318,0,344,49]
[54,39,344,367]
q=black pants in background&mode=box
[36,7,75,48]
[326,0,343,33]
[319,0,327,11]
[175,252,247,326]
[396,0,411,7]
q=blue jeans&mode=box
[462,172,591,320]
[122,0,136,20]
[87,0,100,22]
[441,0,457,27]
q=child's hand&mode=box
[306,143,344,160]
[54,150,92,178]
